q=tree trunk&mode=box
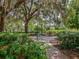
[0,16,4,32]
[25,16,29,33]
[25,22,29,33]
[19,55,25,59]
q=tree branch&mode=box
[6,0,26,15]
[27,6,41,21]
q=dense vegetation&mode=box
[58,31,79,49]
[0,0,79,58]
[0,33,48,59]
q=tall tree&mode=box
[4,0,69,32]
[22,0,69,32]
[0,0,25,32]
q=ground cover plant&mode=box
[0,33,48,59]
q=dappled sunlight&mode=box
[0,0,79,59]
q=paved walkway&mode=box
[47,47,69,59]
[39,36,69,59]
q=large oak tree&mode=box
[0,0,26,32]
[2,0,69,32]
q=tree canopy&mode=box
[0,0,74,32]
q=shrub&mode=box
[57,31,79,49]
[46,29,65,36]
[0,33,48,59]
[0,33,28,46]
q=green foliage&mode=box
[46,29,66,36]
[0,33,48,59]
[66,9,79,29]
[58,31,79,49]
[66,0,79,29]
[34,26,46,34]
[0,33,28,46]
[26,42,48,59]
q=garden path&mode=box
[30,36,79,59]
